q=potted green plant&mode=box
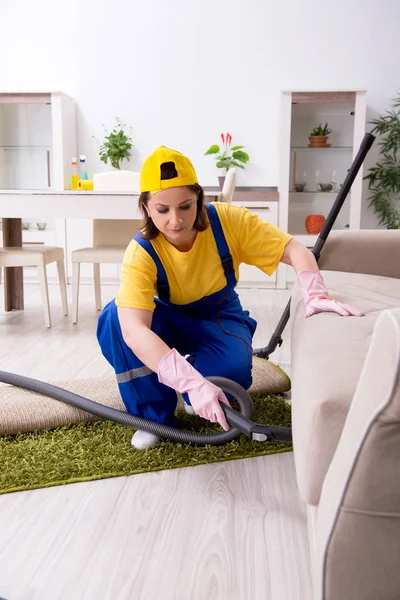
[205,133,250,188]
[98,117,134,169]
[364,94,400,229]
[308,123,332,148]
[93,118,139,191]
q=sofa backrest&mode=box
[318,230,400,280]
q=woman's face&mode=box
[145,186,198,249]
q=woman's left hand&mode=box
[297,270,365,318]
[305,297,364,318]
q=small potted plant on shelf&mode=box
[308,123,332,148]
[205,133,250,189]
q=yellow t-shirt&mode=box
[115,202,293,312]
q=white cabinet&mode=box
[235,201,279,289]
[0,92,77,282]
[0,92,77,191]
[278,90,367,286]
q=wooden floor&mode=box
[0,282,312,600]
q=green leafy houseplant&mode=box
[204,133,250,172]
[310,123,332,136]
[364,94,400,229]
[98,118,134,170]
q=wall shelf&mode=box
[289,191,350,195]
[290,146,353,150]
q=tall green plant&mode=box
[364,94,400,229]
[98,117,134,170]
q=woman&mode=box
[97,146,363,449]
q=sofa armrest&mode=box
[314,308,400,599]
[318,230,400,279]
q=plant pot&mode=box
[218,176,226,191]
[308,135,329,148]
[319,182,333,192]
[305,214,326,234]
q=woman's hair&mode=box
[138,162,209,240]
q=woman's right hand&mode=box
[185,378,230,431]
[157,348,231,430]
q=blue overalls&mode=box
[97,203,257,427]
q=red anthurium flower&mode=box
[205,133,249,170]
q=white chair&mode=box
[220,168,237,203]
[71,170,142,324]
[72,219,141,323]
[71,219,141,323]
[0,246,68,328]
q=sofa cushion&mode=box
[291,270,400,506]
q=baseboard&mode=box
[65,277,120,286]
[22,277,62,286]
[22,276,120,287]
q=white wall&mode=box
[0,0,399,223]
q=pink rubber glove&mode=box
[297,270,364,318]
[157,349,230,430]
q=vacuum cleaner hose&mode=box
[0,370,254,446]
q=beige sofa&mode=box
[290,230,400,600]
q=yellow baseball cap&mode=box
[140,146,198,194]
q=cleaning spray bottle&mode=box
[71,157,79,190]
[79,155,88,181]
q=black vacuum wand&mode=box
[253,132,376,360]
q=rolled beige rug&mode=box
[0,358,290,435]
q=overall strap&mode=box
[134,232,170,301]
[206,204,236,287]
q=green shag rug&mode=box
[0,394,292,495]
